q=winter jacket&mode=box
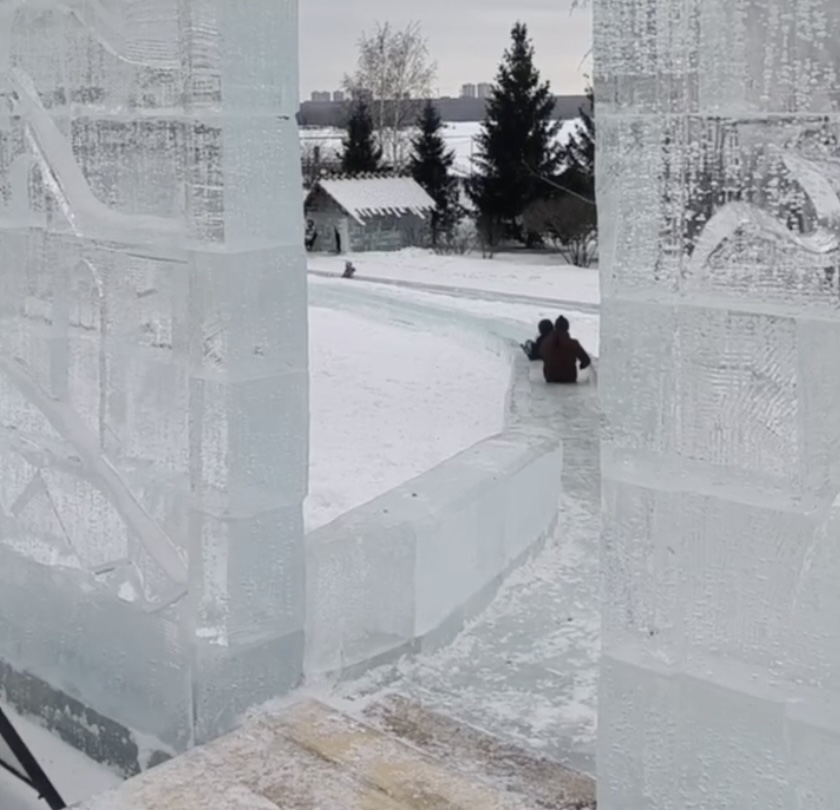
[524,333,548,361]
[539,331,591,384]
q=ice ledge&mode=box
[304,350,566,681]
[303,283,593,682]
[304,425,563,680]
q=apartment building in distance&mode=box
[299,94,587,127]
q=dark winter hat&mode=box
[538,319,553,336]
[555,315,570,332]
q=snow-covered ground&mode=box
[305,248,601,530]
[305,306,511,530]
[309,274,600,359]
[307,250,602,772]
[0,704,122,810]
[309,249,600,309]
[305,247,601,532]
[300,120,582,177]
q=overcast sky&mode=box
[299,0,592,98]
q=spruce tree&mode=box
[468,22,561,244]
[339,99,383,175]
[409,100,460,247]
[561,85,595,199]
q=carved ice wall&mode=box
[596,0,840,805]
[0,0,307,763]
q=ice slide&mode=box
[309,274,600,369]
[307,268,602,316]
[310,277,531,347]
[309,275,602,772]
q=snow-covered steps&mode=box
[78,698,594,809]
[359,695,596,810]
[278,699,538,809]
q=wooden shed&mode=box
[304,175,435,253]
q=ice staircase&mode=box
[80,696,595,810]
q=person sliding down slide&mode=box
[539,316,591,384]
[521,319,554,361]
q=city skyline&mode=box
[299,0,592,99]
[305,81,573,103]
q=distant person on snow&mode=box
[342,261,356,279]
[304,219,317,251]
[539,315,591,384]
[521,319,554,361]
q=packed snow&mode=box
[0,704,122,810]
[308,249,600,359]
[305,250,600,538]
[309,274,600,358]
[305,306,511,530]
[308,249,600,308]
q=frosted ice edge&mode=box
[596,0,840,806]
[0,0,307,755]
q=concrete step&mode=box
[360,694,596,810]
[81,697,593,809]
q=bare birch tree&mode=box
[344,22,437,170]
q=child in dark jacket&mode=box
[522,319,554,361]
[540,315,591,383]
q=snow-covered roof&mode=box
[314,176,435,224]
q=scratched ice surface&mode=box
[595,0,840,806]
[0,0,307,753]
[595,0,840,810]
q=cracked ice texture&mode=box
[596,0,840,806]
[0,0,307,753]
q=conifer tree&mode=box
[566,86,594,173]
[468,22,561,244]
[339,98,383,175]
[409,100,460,247]
[561,85,595,199]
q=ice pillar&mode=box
[596,0,840,806]
[0,0,307,767]
[178,0,308,746]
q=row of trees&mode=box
[334,21,596,264]
[339,96,458,248]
